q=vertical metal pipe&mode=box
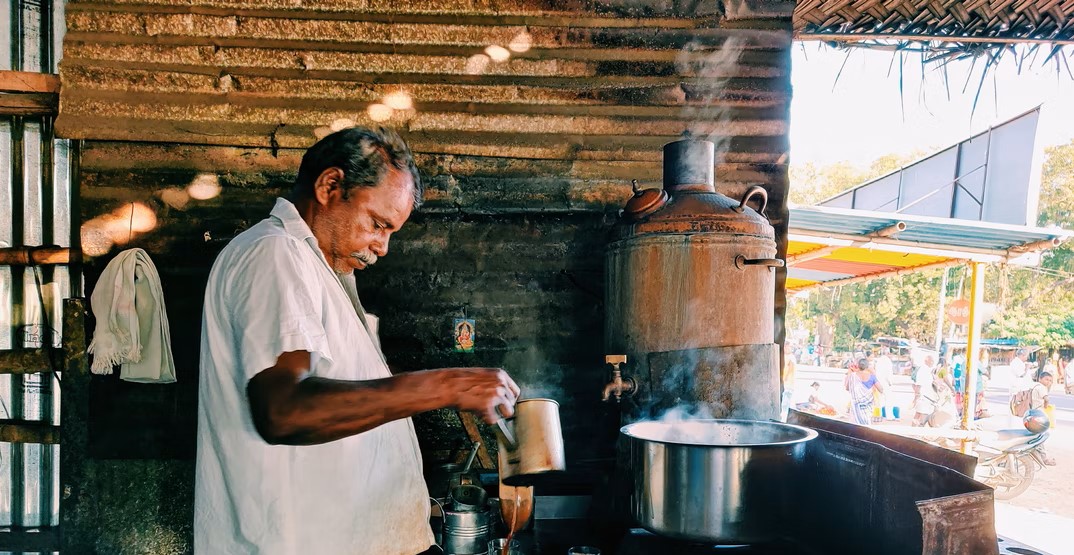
[10,0,25,71]
[960,262,985,454]
[934,267,949,353]
[10,113,28,528]
[20,117,49,527]
[0,116,12,527]
[69,139,82,295]
[40,0,52,72]
[977,128,993,221]
[42,115,60,528]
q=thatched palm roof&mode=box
[795,0,1074,44]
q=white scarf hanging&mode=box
[87,248,176,383]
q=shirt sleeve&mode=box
[225,236,332,379]
[1031,384,1047,407]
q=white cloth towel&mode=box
[87,248,176,383]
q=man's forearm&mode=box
[251,370,447,445]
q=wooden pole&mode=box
[0,246,71,266]
[960,262,985,454]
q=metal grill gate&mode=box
[1,1,74,553]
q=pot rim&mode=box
[619,418,818,448]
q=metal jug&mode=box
[441,505,492,555]
[494,398,566,486]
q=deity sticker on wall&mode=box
[454,318,476,352]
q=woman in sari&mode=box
[845,357,884,425]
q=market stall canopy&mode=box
[786,204,1073,293]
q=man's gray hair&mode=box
[294,126,423,207]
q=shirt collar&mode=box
[270,197,315,242]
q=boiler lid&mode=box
[617,185,774,239]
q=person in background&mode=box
[873,347,895,420]
[845,357,884,426]
[780,349,797,421]
[796,381,837,416]
[935,357,954,390]
[912,354,939,427]
[1042,352,1058,383]
[1030,373,1057,466]
[1010,349,1032,393]
[1062,356,1073,395]
[951,354,965,418]
[1031,372,1054,410]
[974,351,992,419]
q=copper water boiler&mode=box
[605,138,783,420]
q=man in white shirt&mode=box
[195,127,520,555]
[1010,349,1032,394]
[911,354,938,426]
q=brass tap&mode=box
[601,354,636,403]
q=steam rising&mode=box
[504,343,565,402]
[676,37,746,168]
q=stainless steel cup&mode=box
[496,398,566,486]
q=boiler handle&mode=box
[735,255,785,269]
[735,185,769,217]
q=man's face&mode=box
[313,167,415,273]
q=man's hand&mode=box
[246,354,522,445]
[434,367,520,424]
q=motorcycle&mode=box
[972,419,1051,500]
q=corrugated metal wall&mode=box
[56,0,792,194]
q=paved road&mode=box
[791,365,1074,555]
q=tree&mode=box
[789,142,1074,353]
[789,151,927,206]
[981,139,1074,347]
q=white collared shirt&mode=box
[194,198,433,555]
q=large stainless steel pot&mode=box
[621,419,817,544]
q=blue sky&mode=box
[790,42,1074,167]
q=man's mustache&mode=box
[352,252,377,266]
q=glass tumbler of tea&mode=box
[488,538,521,554]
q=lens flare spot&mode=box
[367,103,393,122]
[382,90,413,111]
[112,202,158,235]
[160,187,191,210]
[187,173,222,200]
[485,45,511,62]
[465,54,491,75]
[509,31,532,53]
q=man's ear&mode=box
[312,168,345,206]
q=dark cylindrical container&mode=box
[663,139,714,190]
